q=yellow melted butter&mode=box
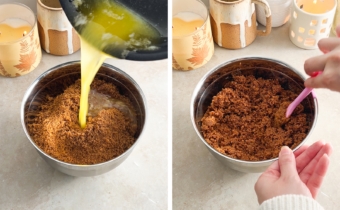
[77,0,159,128]
[79,39,108,128]
[76,0,160,57]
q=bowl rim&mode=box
[190,56,319,165]
[20,60,148,168]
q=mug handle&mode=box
[252,0,272,36]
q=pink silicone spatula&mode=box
[285,71,322,118]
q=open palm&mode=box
[255,141,332,204]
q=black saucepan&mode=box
[59,0,167,61]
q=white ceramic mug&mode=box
[209,0,272,49]
[37,0,80,55]
[256,0,292,27]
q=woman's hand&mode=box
[254,141,332,204]
[304,25,340,92]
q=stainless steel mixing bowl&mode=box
[21,61,147,176]
[190,57,318,173]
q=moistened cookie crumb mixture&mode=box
[27,79,137,165]
[201,75,310,161]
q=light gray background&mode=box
[1,0,36,13]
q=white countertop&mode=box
[173,23,340,209]
[0,51,168,209]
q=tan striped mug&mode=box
[209,0,272,49]
[37,0,80,55]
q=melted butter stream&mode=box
[78,40,107,128]
[75,0,159,128]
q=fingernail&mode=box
[280,146,291,156]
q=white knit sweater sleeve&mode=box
[259,195,324,210]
